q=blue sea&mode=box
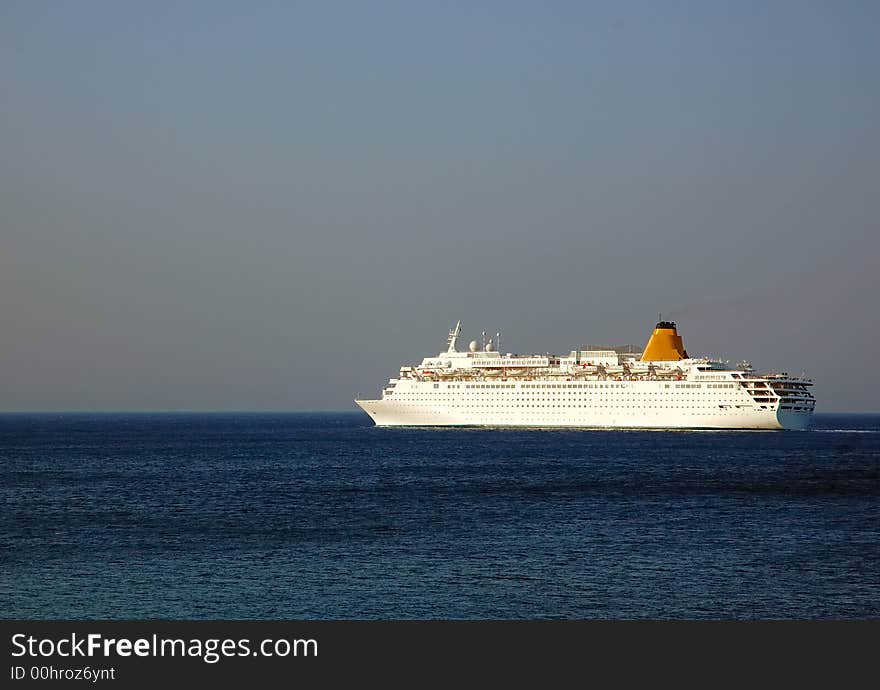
[2,413,878,620]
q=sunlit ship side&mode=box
[355,320,815,430]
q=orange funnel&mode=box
[640,320,688,361]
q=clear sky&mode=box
[1,1,878,412]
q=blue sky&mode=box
[1,1,878,411]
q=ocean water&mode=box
[2,412,878,620]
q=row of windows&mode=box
[391,404,753,409]
[442,382,665,390]
[392,392,735,399]
[407,378,791,391]
[391,391,745,399]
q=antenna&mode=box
[446,320,462,353]
[496,332,501,354]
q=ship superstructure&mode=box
[355,320,815,430]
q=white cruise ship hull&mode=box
[355,398,812,430]
[355,319,815,431]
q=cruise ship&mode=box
[355,320,816,430]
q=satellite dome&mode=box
[468,340,479,352]
[485,340,495,352]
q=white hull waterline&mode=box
[355,320,815,430]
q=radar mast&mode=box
[447,320,462,353]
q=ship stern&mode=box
[776,408,814,431]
